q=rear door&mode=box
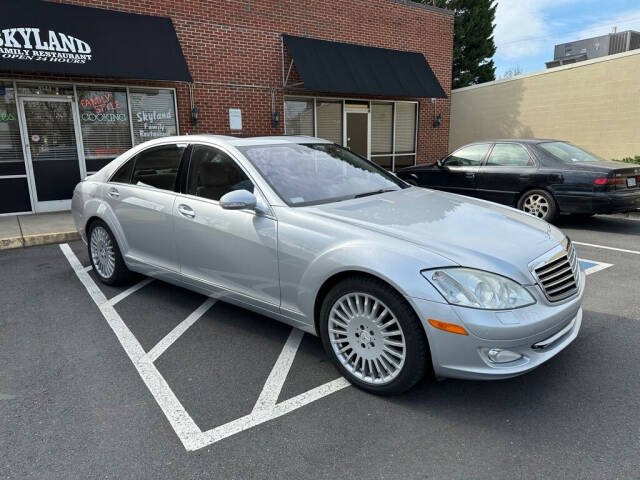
[476,143,537,206]
[104,143,186,271]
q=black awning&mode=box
[282,35,446,98]
[0,0,192,82]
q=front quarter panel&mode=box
[274,207,455,330]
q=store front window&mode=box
[129,88,178,145]
[77,87,132,173]
[284,96,417,170]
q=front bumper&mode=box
[408,268,585,380]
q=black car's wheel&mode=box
[87,220,132,285]
[517,189,558,222]
[319,275,429,395]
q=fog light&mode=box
[486,348,522,364]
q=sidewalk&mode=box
[0,211,79,250]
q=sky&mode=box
[493,0,640,77]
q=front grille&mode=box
[534,241,579,302]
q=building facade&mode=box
[545,29,640,68]
[0,0,453,215]
[449,49,640,160]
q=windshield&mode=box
[238,143,406,206]
[538,142,603,163]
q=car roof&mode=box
[465,138,562,145]
[132,134,333,149]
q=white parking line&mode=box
[573,241,640,256]
[109,277,154,306]
[144,298,216,363]
[82,265,93,273]
[252,328,304,414]
[60,243,349,451]
[59,244,203,449]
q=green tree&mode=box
[417,0,497,88]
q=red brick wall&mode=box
[47,0,453,163]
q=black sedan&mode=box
[397,139,640,222]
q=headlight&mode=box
[422,268,535,310]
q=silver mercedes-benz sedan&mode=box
[72,135,584,394]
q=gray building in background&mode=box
[546,29,640,68]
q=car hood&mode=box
[306,188,566,285]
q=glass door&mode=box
[19,97,83,212]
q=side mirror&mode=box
[219,189,257,211]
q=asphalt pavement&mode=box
[1,214,639,479]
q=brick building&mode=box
[0,0,453,214]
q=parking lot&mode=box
[2,214,639,479]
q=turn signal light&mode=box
[428,319,469,336]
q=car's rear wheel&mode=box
[88,220,132,285]
[319,276,428,395]
[517,189,558,222]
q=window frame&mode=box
[482,142,537,168]
[107,141,189,194]
[443,143,492,167]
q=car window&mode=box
[538,142,603,163]
[443,144,490,167]
[110,158,135,184]
[131,145,185,191]
[186,145,254,202]
[238,143,404,206]
[486,143,532,167]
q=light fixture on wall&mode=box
[191,106,200,126]
[272,110,280,128]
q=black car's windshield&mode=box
[538,142,603,163]
[238,143,405,206]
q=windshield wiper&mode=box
[354,188,398,199]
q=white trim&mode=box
[0,174,27,179]
[453,48,640,93]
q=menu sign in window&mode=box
[129,89,177,145]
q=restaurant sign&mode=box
[0,28,92,64]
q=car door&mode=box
[172,144,280,311]
[420,143,489,196]
[104,143,185,272]
[475,143,537,206]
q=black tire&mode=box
[319,275,429,395]
[517,189,559,223]
[87,219,132,285]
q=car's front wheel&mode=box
[517,189,558,222]
[319,276,429,395]
[88,220,132,285]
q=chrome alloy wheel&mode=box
[328,293,406,385]
[522,193,550,218]
[90,226,116,279]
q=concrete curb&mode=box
[0,231,80,250]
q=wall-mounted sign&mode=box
[229,108,242,130]
[0,28,92,64]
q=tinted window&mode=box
[131,145,185,191]
[187,145,253,201]
[538,142,602,163]
[110,158,134,183]
[238,143,404,206]
[443,144,489,166]
[486,143,532,166]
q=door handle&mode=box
[465,172,475,178]
[107,187,120,198]
[178,204,196,219]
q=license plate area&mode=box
[627,177,637,188]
